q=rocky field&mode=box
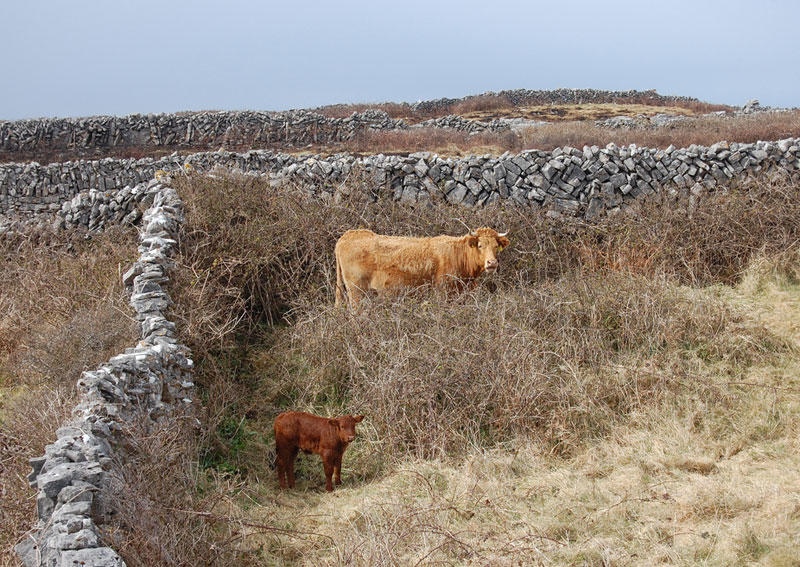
[2,89,799,567]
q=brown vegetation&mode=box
[448,94,515,118]
[152,170,800,565]
[613,95,731,114]
[515,110,800,152]
[0,228,138,565]
[346,110,800,156]
[391,92,730,122]
[7,108,798,165]
[4,166,800,565]
[347,126,516,156]
[168,171,800,459]
[457,102,701,123]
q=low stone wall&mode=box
[6,122,799,567]
[15,179,194,567]
[0,109,404,154]
[3,138,800,233]
[407,87,699,114]
[1,89,700,157]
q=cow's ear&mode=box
[354,415,365,423]
[468,235,479,247]
[328,418,339,427]
[498,236,510,249]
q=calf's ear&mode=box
[498,236,510,249]
[328,418,339,427]
[354,415,365,423]
[467,235,479,248]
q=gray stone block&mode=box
[60,547,125,567]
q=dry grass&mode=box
[449,94,515,117]
[411,93,730,122]
[103,413,270,567]
[187,257,800,567]
[155,171,800,564]
[348,127,517,157]
[4,104,796,166]
[515,110,800,152]
[245,415,800,566]
[265,276,770,458]
[169,169,800,373]
[0,228,139,566]
[458,102,701,123]
[571,179,800,286]
[613,95,731,115]
[342,110,800,156]
[5,168,799,566]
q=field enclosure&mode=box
[2,89,800,566]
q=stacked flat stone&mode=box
[595,114,690,129]
[0,89,705,156]
[0,109,405,154]
[16,179,193,567]
[3,138,800,233]
[408,88,699,114]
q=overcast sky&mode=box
[3,0,798,120]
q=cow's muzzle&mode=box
[485,259,498,273]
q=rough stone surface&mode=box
[3,136,800,232]
[0,89,700,158]
[15,180,193,567]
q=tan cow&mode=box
[334,227,510,306]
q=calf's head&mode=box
[328,414,365,444]
[467,228,510,274]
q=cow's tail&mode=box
[335,248,345,306]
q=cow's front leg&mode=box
[347,284,365,309]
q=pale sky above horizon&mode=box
[3,0,798,120]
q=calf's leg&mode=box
[276,443,289,488]
[287,446,299,488]
[334,454,343,486]
[322,456,335,492]
[276,457,286,489]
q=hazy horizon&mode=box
[3,0,798,120]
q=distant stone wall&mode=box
[15,180,193,567]
[407,87,700,114]
[0,109,404,154]
[3,138,800,236]
[0,89,700,156]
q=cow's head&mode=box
[467,228,510,274]
[329,414,365,444]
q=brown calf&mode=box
[274,411,364,492]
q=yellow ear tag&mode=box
[498,246,503,252]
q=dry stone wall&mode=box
[5,99,799,566]
[15,180,194,567]
[7,89,793,566]
[3,138,800,236]
[407,87,699,114]
[1,89,698,156]
[0,109,404,154]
